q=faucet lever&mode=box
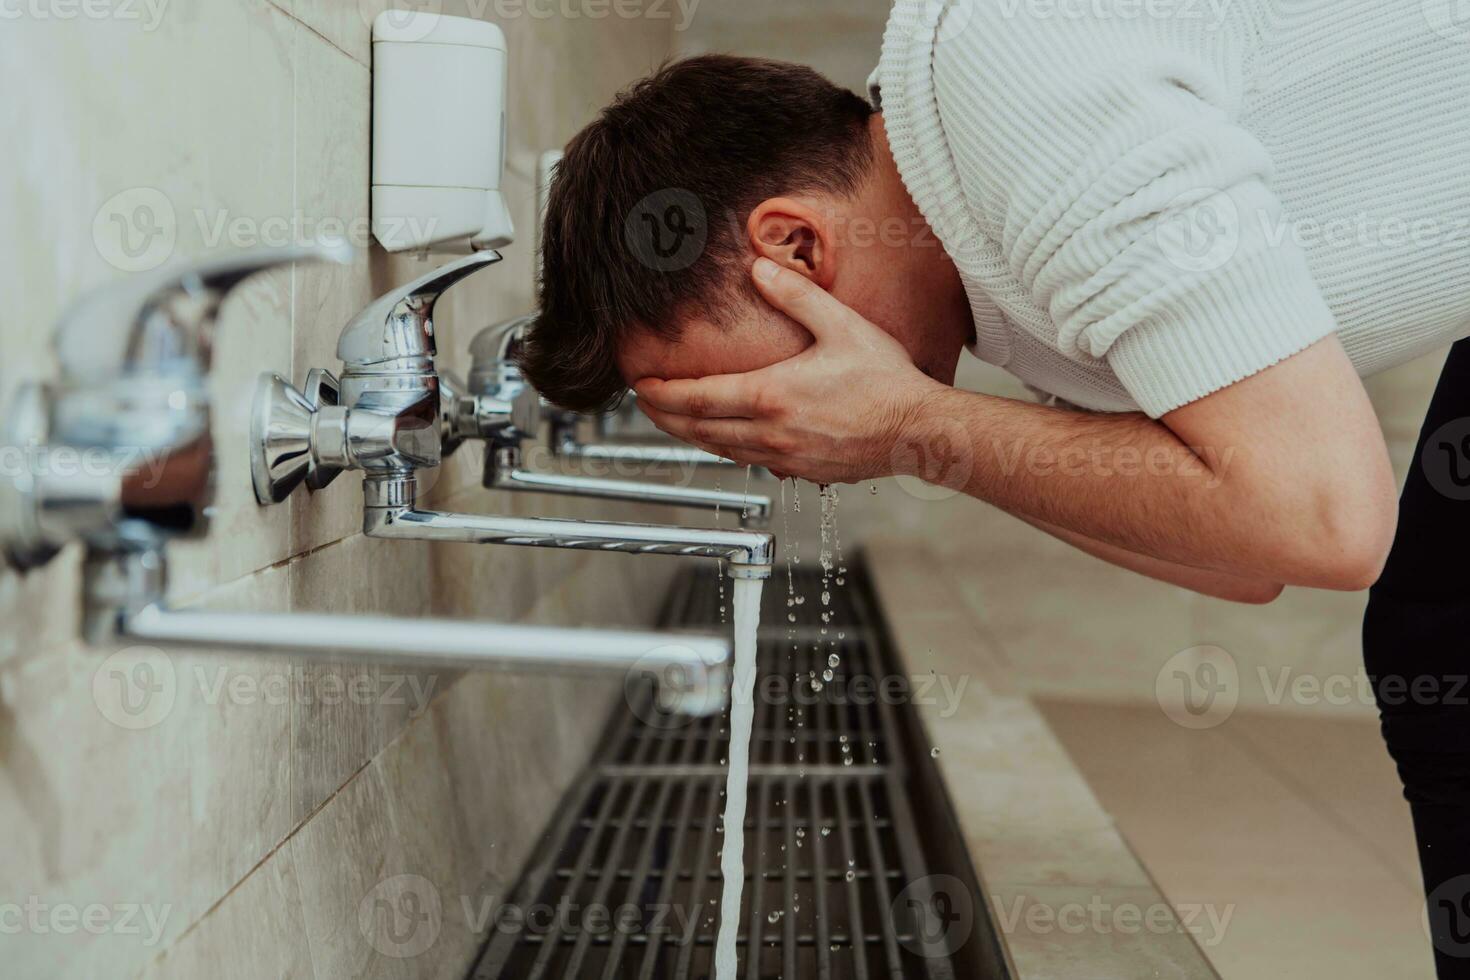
[336,250,502,368]
[255,251,504,506]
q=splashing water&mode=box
[740,464,753,522]
[713,473,727,623]
[817,485,841,676]
[714,577,763,980]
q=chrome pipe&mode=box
[364,478,775,577]
[486,446,771,526]
[491,467,770,525]
[119,604,729,716]
[554,441,739,469]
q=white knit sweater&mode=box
[870,0,1470,417]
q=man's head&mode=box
[520,55,974,413]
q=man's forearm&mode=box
[635,268,1396,592]
[1018,513,1285,604]
[904,386,1351,588]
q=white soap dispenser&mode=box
[371,11,515,254]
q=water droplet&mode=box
[768,909,784,924]
[822,669,834,682]
[820,826,832,838]
[845,869,856,882]
[930,747,941,758]
[828,653,840,669]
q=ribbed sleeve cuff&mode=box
[1108,248,1340,418]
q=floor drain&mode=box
[470,564,959,979]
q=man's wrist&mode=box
[888,381,965,482]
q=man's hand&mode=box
[638,257,1399,595]
[636,258,946,484]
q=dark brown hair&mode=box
[518,55,876,412]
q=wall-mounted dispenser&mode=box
[371,11,514,254]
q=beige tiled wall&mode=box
[0,3,683,976]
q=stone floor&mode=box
[1039,700,1433,979]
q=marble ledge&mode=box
[864,536,1220,980]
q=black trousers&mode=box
[1364,339,1470,978]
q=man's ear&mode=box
[747,198,837,289]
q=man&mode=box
[519,3,1470,972]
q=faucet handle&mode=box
[337,250,502,369]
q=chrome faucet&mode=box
[462,315,772,524]
[0,246,731,715]
[1,244,353,569]
[253,253,775,579]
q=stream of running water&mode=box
[713,576,762,980]
[713,478,852,978]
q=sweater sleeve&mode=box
[930,1,1340,417]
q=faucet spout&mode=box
[485,447,772,527]
[86,549,731,717]
[488,464,773,527]
[121,607,729,716]
[364,477,775,578]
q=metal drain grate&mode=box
[470,564,957,980]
